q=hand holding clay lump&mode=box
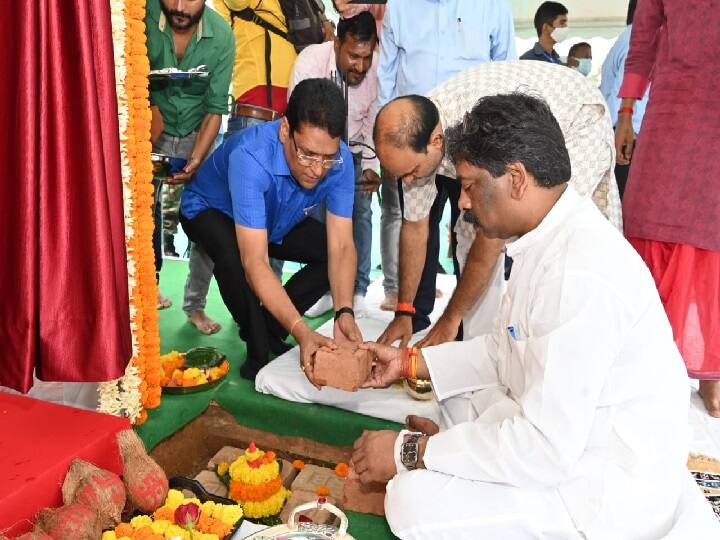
[313,342,373,392]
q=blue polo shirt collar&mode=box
[272,136,293,177]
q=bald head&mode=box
[374,95,440,154]
[373,95,445,183]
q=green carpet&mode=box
[137,259,398,539]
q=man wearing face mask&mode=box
[289,11,381,319]
[520,1,569,64]
[567,42,593,77]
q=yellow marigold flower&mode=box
[201,500,216,515]
[229,456,279,485]
[102,532,117,540]
[241,486,291,519]
[130,515,153,529]
[151,519,172,534]
[197,375,208,385]
[165,488,185,510]
[164,524,190,539]
[160,351,181,365]
[212,503,243,525]
[183,367,202,379]
[217,462,229,476]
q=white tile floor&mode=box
[689,383,720,458]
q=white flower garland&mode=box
[99,0,142,422]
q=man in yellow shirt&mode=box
[215,0,334,121]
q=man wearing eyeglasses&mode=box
[180,78,361,381]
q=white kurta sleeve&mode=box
[423,333,501,401]
[423,271,633,488]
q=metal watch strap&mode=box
[401,433,422,471]
[334,306,355,321]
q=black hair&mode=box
[627,0,637,25]
[286,78,346,138]
[533,1,568,37]
[568,42,591,58]
[374,95,440,153]
[337,11,377,44]
[445,93,571,188]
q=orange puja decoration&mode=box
[334,463,349,478]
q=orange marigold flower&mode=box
[229,476,283,502]
[135,409,148,425]
[115,523,134,538]
[132,526,154,540]
[334,463,349,478]
[316,485,330,496]
[153,506,174,521]
[292,459,305,470]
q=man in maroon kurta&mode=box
[616,0,720,415]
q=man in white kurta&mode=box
[352,93,719,539]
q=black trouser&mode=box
[615,162,630,200]
[180,210,329,377]
[153,178,163,280]
[398,174,461,332]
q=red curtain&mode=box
[0,1,131,392]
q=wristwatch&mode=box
[400,433,422,471]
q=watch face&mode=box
[401,443,419,467]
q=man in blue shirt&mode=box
[377,0,516,336]
[180,79,361,380]
[599,0,648,198]
[519,1,568,64]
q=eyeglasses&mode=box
[291,133,344,169]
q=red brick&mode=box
[313,343,373,392]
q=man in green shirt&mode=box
[145,0,234,334]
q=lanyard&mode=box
[542,52,562,64]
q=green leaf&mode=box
[184,347,225,368]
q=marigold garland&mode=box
[99,0,161,424]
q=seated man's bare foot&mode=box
[699,380,720,418]
[187,309,221,335]
[380,291,398,312]
[157,292,172,310]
